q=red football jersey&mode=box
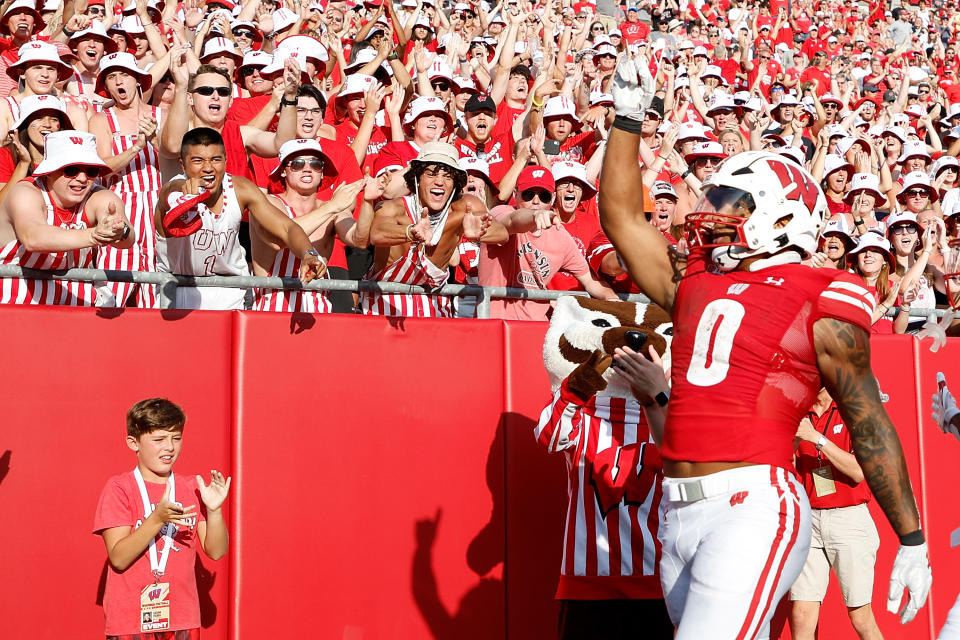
[661,255,874,469]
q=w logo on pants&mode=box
[729,491,749,507]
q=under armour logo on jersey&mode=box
[532,170,545,178]
[730,491,749,507]
[833,423,844,434]
[764,277,784,286]
[726,283,750,295]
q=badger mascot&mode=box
[537,296,675,638]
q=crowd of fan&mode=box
[0,0,957,323]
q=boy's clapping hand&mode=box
[150,483,197,527]
[197,470,232,512]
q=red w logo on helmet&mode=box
[769,160,819,213]
[69,137,83,145]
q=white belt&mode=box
[663,465,776,503]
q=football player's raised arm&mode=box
[600,53,679,312]
[599,125,677,312]
[813,317,920,537]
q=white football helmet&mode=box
[685,151,828,271]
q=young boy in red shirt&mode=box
[94,399,231,639]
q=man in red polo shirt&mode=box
[790,389,885,640]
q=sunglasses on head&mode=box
[192,85,231,97]
[521,188,552,202]
[287,157,324,171]
[63,165,100,178]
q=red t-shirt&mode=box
[796,403,872,508]
[556,130,598,165]
[619,20,650,45]
[452,131,514,187]
[332,118,388,174]
[800,67,831,95]
[547,199,601,291]
[661,256,874,468]
[492,101,525,140]
[747,59,783,97]
[94,471,207,636]
[227,94,274,127]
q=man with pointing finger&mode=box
[0,130,134,306]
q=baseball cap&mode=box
[517,165,555,193]
[650,181,678,199]
[464,93,497,113]
[551,161,596,199]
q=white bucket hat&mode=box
[844,172,885,203]
[237,50,272,73]
[898,171,938,202]
[6,40,73,82]
[69,20,119,54]
[270,138,334,180]
[543,96,582,130]
[271,7,298,33]
[403,96,453,133]
[95,51,152,95]
[33,130,109,176]
[201,37,243,62]
[338,73,376,100]
[898,139,930,164]
[276,34,329,63]
[11,94,68,131]
[848,231,896,270]
[823,153,853,178]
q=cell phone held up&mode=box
[543,139,561,155]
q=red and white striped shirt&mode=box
[536,382,664,600]
[97,106,163,307]
[360,195,454,318]
[0,177,98,305]
[254,196,331,313]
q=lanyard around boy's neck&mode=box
[133,467,176,582]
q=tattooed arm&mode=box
[813,317,919,535]
[814,316,932,625]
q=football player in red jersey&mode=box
[598,54,932,639]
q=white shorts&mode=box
[659,465,812,640]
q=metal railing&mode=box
[0,265,952,322]
[0,265,654,318]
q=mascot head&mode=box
[543,297,673,398]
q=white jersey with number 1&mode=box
[155,174,249,310]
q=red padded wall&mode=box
[0,307,233,640]
[918,338,960,638]
[230,313,507,639]
[0,308,952,640]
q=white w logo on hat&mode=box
[532,170,544,178]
